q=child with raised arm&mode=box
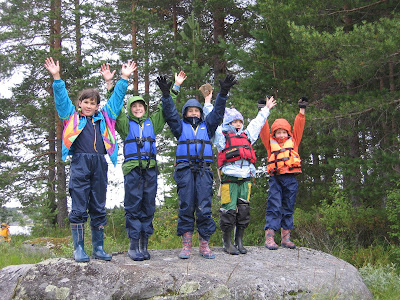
[44,57,136,262]
[212,97,276,255]
[108,70,187,261]
[157,75,237,259]
[260,97,308,250]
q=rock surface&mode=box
[0,246,372,299]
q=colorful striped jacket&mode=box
[52,78,128,166]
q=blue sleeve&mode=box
[162,95,182,139]
[205,93,227,139]
[102,78,128,119]
[52,79,76,121]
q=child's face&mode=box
[130,101,146,118]
[230,119,243,130]
[274,128,288,139]
[186,107,201,118]
[79,98,99,117]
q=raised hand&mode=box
[266,96,277,109]
[100,63,116,82]
[44,57,61,80]
[156,76,172,97]
[204,91,213,104]
[121,60,137,80]
[298,97,309,109]
[219,75,237,97]
[174,71,187,86]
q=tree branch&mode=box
[312,98,400,121]
[325,0,387,16]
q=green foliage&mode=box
[386,186,400,242]
[360,263,400,300]
[294,181,391,257]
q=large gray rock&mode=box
[0,246,372,299]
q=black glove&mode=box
[258,98,267,111]
[298,97,309,109]
[219,75,237,97]
[156,76,172,97]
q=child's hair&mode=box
[77,89,100,104]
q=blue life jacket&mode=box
[124,119,156,168]
[176,121,213,163]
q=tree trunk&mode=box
[144,24,150,96]
[54,0,68,227]
[131,1,139,93]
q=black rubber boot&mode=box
[71,223,90,263]
[235,198,250,254]
[222,227,240,255]
[219,209,240,255]
[128,239,144,261]
[234,227,247,254]
[140,233,150,260]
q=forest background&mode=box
[1,0,400,295]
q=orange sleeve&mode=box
[260,121,272,157]
[292,112,305,152]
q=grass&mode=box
[0,235,58,268]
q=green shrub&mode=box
[386,186,400,263]
[360,263,400,300]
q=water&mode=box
[9,225,32,235]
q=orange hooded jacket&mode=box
[260,113,305,175]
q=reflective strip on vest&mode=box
[267,137,301,175]
[218,131,256,167]
[124,119,157,164]
[176,122,213,163]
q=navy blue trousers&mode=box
[173,164,216,239]
[68,153,108,228]
[124,167,157,240]
[264,174,298,231]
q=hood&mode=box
[222,108,244,134]
[1,223,8,227]
[271,118,292,137]
[182,98,204,120]
[127,96,148,123]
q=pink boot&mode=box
[199,235,215,259]
[281,228,296,249]
[264,229,279,250]
[178,232,192,259]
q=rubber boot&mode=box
[234,227,247,254]
[281,228,296,249]
[71,223,90,262]
[222,227,239,255]
[140,233,150,260]
[265,229,279,250]
[91,227,112,261]
[178,232,192,259]
[219,208,238,255]
[199,235,215,259]
[128,239,144,261]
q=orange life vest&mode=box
[267,138,301,175]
